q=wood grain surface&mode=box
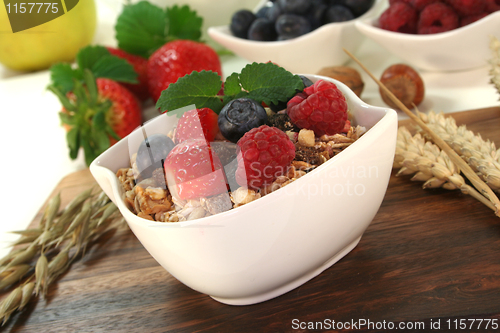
[2,107,500,333]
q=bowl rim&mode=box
[355,9,500,41]
[208,0,385,45]
[91,74,397,229]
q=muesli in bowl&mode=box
[90,63,397,305]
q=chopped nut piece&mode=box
[231,187,261,207]
[292,160,314,171]
[298,129,315,147]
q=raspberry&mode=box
[286,80,348,137]
[379,2,418,34]
[164,139,227,200]
[460,12,489,26]
[485,0,500,12]
[444,0,486,16]
[411,0,441,11]
[235,125,295,189]
[417,3,459,34]
[174,108,219,144]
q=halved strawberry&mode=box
[174,108,219,144]
[164,139,227,200]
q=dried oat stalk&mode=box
[0,188,124,325]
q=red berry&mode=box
[417,3,459,34]
[174,108,219,144]
[286,80,348,137]
[164,139,227,200]
[460,12,489,26]
[411,0,441,11]
[379,2,418,34]
[96,78,142,145]
[485,0,500,12]
[106,47,150,101]
[147,40,223,102]
[235,125,295,189]
[444,0,486,16]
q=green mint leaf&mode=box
[223,72,243,98]
[156,71,223,113]
[165,5,202,41]
[76,45,111,71]
[91,56,138,84]
[115,1,168,58]
[49,63,82,95]
[238,62,304,106]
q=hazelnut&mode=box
[379,64,425,110]
[316,66,364,97]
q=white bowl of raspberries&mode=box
[89,65,397,305]
[207,0,385,73]
[355,0,500,71]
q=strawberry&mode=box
[174,107,219,144]
[106,47,150,101]
[48,46,142,165]
[147,40,223,102]
[164,139,227,200]
[96,79,142,144]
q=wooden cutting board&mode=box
[3,106,500,332]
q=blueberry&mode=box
[275,14,311,39]
[277,0,311,14]
[265,2,283,22]
[248,18,277,41]
[269,75,313,112]
[323,5,355,23]
[342,0,374,17]
[230,9,257,38]
[136,134,175,179]
[218,98,268,143]
[306,1,328,29]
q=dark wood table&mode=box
[3,107,500,332]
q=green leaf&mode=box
[49,63,81,95]
[91,56,138,84]
[156,70,224,113]
[115,1,168,58]
[223,72,243,98]
[238,62,304,106]
[165,5,202,41]
[66,127,80,160]
[76,45,111,71]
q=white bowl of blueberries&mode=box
[355,0,500,71]
[208,0,384,73]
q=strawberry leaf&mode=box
[50,63,82,95]
[115,1,168,58]
[156,70,224,113]
[91,56,138,84]
[166,5,202,41]
[76,45,110,71]
[115,2,203,57]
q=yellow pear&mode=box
[0,0,96,72]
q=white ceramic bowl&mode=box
[89,74,397,305]
[355,9,500,72]
[207,0,385,74]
